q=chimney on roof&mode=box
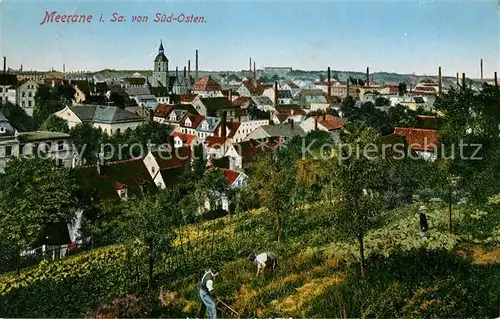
[273,81,278,106]
[314,118,318,130]
[289,118,294,130]
[438,66,442,95]
[480,58,483,81]
[462,72,466,90]
[228,88,232,101]
[221,110,227,138]
[495,72,498,89]
[327,66,332,98]
[195,50,199,81]
[366,67,370,87]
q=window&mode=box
[57,140,65,151]
[152,166,155,174]
[116,128,121,134]
[22,101,25,107]
[5,146,12,156]
[28,101,32,107]
[158,67,161,71]
[28,92,32,97]
[22,92,26,97]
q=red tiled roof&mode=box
[179,93,198,103]
[275,105,307,116]
[114,182,127,190]
[152,146,193,169]
[172,132,198,146]
[314,114,345,131]
[233,96,251,106]
[192,75,222,92]
[154,104,173,117]
[225,122,241,138]
[220,168,240,185]
[242,81,265,95]
[180,114,204,128]
[394,128,438,151]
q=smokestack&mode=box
[2,57,5,102]
[183,66,186,79]
[20,64,23,72]
[249,57,252,74]
[346,78,350,98]
[480,58,483,81]
[366,67,370,87]
[495,72,498,89]
[273,81,278,106]
[462,72,466,90]
[188,60,191,89]
[195,49,199,81]
[63,64,65,73]
[456,72,459,86]
[327,67,331,98]
[253,61,256,80]
[175,66,178,81]
[438,66,442,95]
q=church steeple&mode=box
[159,40,164,54]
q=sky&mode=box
[0,0,498,77]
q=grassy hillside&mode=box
[1,201,499,317]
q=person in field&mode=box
[197,268,218,319]
[419,205,429,240]
[248,252,278,276]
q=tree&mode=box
[69,123,103,165]
[375,96,390,107]
[331,128,386,278]
[118,191,177,289]
[0,158,77,273]
[398,82,408,96]
[41,114,69,133]
[34,84,75,128]
[251,147,296,243]
[435,84,500,204]
[0,101,34,131]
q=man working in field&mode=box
[197,268,218,319]
[248,252,278,276]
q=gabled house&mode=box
[232,97,251,109]
[236,81,265,97]
[394,127,438,162]
[150,87,171,104]
[192,96,235,117]
[178,113,204,135]
[250,96,275,112]
[262,87,293,105]
[172,132,199,149]
[126,86,158,110]
[273,105,307,124]
[244,122,306,143]
[143,146,193,189]
[122,77,147,88]
[167,109,188,128]
[281,81,301,97]
[73,158,156,202]
[196,116,221,141]
[54,105,145,135]
[204,136,232,163]
[178,93,199,104]
[191,75,223,98]
[300,114,345,134]
[224,139,280,171]
[153,104,173,124]
[231,119,269,143]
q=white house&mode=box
[231,119,270,143]
[54,105,145,135]
[203,168,248,212]
[196,116,221,142]
[16,79,39,116]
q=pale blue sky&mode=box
[1,0,498,77]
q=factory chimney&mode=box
[183,66,186,79]
[346,78,350,98]
[188,60,191,89]
[456,73,459,87]
[462,72,466,90]
[195,49,199,81]
[495,72,498,89]
[20,64,23,72]
[273,81,278,106]
[63,64,65,73]
[253,61,256,80]
[366,67,370,87]
[438,66,442,95]
[220,110,227,138]
[480,58,483,81]
[327,67,332,98]
[2,57,6,102]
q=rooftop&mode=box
[17,131,71,142]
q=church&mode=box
[150,40,191,95]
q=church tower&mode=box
[152,40,169,88]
